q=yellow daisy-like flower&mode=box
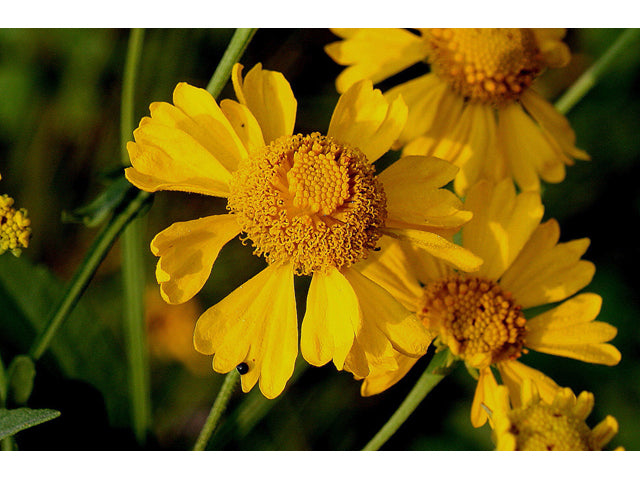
[355,179,620,426]
[326,28,589,195]
[491,380,620,450]
[125,63,481,399]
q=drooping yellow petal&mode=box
[301,267,360,370]
[193,263,298,399]
[383,227,482,273]
[521,90,590,161]
[500,219,595,308]
[343,267,432,358]
[125,140,231,198]
[325,28,429,93]
[328,80,407,163]
[525,293,621,366]
[497,360,560,408]
[470,367,500,427]
[231,63,296,144]
[384,73,449,146]
[219,99,265,155]
[360,352,419,397]
[379,155,472,231]
[151,214,241,304]
[497,103,566,191]
[354,236,423,312]
[463,179,544,280]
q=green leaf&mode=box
[7,356,36,405]
[0,254,129,425]
[61,175,132,228]
[0,407,60,440]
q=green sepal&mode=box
[7,356,36,405]
[61,175,132,228]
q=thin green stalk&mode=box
[193,370,240,451]
[28,189,151,361]
[362,350,457,451]
[206,28,257,98]
[555,28,640,115]
[120,27,150,445]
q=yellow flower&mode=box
[1,193,32,257]
[355,179,620,426]
[491,380,620,450]
[125,63,481,399]
[145,287,210,376]
[326,28,589,195]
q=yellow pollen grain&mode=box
[228,132,387,275]
[508,402,594,450]
[0,194,32,257]
[425,28,545,105]
[418,275,526,367]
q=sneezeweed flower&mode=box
[491,380,620,450]
[325,28,589,195]
[355,179,620,426]
[145,288,210,376]
[0,193,32,257]
[124,63,482,399]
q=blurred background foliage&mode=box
[0,28,639,450]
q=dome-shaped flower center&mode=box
[417,276,526,368]
[507,402,594,450]
[0,194,31,257]
[425,28,545,105]
[228,132,387,275]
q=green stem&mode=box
[362,350,457,451]
[193,370,240,451]
[28,189,151,361]
[555,28,640,115]
[120,27,151,445]
[206,28,257,98]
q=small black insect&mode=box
[373,247,381,252]
[236,363,249,375]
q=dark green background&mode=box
[0,28,638,450]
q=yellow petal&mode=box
[497,360,560,408]
[470,367,500,428]
[150,214,241,304]
[343,267,432,358]
[591,416,619,450]
[125,141,231,197]
[219,99,265,155]
[301,267,360,370]
[521,90,589,161]
[532,29,570,68]
[383,227,483,273]
[354,236,423,312]
[325,28,428,93]
[328,80,407,163]
[193,263,298,399]
[385,73,450,146]
[463,179,544,280]
[360,352,419,397]
[380,155,472,231]
[526,293,620,366]
[497,103,567,191]
[231,63,296,144]
[499,219,595,308]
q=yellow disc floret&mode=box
[493,385,620,451]
[228,132,387,275]
[0,194,32,257]
[425,28,545,105]
[418,276,526,368]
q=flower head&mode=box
[1,193,32,257]
[492,381,620,450]
[326,28,588,194]
[125,63,482,398]
[354,179,620,426]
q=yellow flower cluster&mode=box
[0,179,32,258]
[124,29,621,449]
